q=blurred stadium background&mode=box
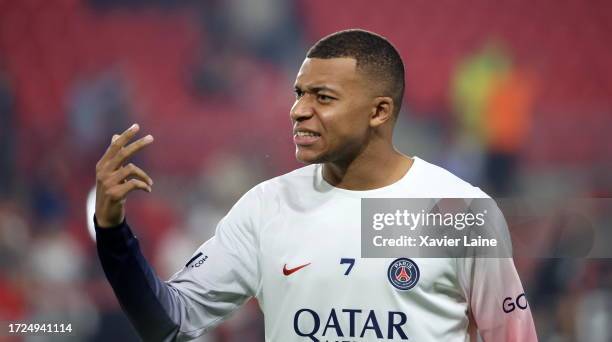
[0,0,611,341]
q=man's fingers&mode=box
[109,163,153,187]
[107,179,151,201]
[99,124,141,166]
[107,134,154,171]
[113,123,141,150]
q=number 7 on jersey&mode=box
[340,258,355,275]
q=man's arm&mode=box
[460,257,538,342]
[94,124,261,341]
[95,123,178,340]
[457,199,538,341]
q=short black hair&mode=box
[306,29,405,116]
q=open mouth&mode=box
[295,131,321,137]
[293,130,321,145]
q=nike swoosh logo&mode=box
[283,263,311,276]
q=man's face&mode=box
[291,57,374,164]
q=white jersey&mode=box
[167,157,537,341]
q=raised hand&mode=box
[95,123,154,228]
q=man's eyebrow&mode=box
[294,84,341,96]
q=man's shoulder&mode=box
[222,165,318,225]
[412,157,489,198]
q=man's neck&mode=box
[322,143,413,191]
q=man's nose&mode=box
[290,97,314,122]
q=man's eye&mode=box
[317,94,333,103]
[294,89,304,99]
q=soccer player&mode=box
[94,29,537,341]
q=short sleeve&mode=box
[165,185,262,340]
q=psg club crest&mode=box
[387,258,420,291]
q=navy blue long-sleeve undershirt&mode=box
[95,215,180,341]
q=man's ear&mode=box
[370,96,394,128]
